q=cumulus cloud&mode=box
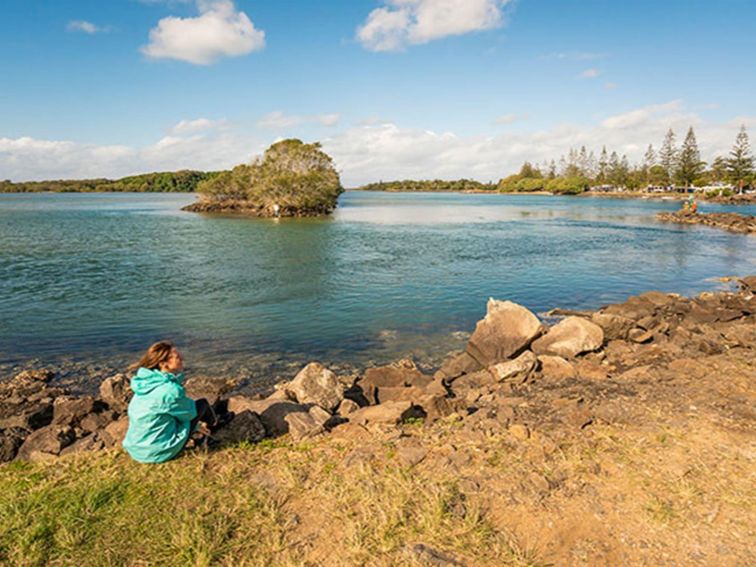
[579,68,600,79]
[67,20,111,34]
[257,111,340,129]
[357,0,511,52]
[3,102,752,186]
[141,0,265,65]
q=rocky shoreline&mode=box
[656,210,756,234]
[2,276,754,464]
[182,199,336,217]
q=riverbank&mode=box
[657,210,756,234]
[1,277,754,565]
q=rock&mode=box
[405,544,466,567]
[16,425,76,461]
[286,362,344,412]
[592,312,635,340]
[488,351,537,382]
[574,360,609,381]
[359,360,432,405]
[628,327,654,343]
[538,355,577,380]
[532,317,604,358]
[424,376,450,396]
[184,376,235,407]
[0,428,28,463]
[337,399,360,415]
[52,397,102,427]
[60,433,107,456]
[79,409,118,433]
[227,397,308,437]
[374,386,428,404]
[102,416,129,447]
[98,374,132,413]
[466,300,544,366]
[213,411,266,444]
[434,351,481,381]
[12,369,55,383]
[0,401,53,431]
[602,296,656,321]
[348,401,426,427]
[448,370,496,394]
[285,411,324,442]
[416,395,466,421]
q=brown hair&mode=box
[131,340,175,371]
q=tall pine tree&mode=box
[727,125,754,191]
[675,127,704,187]
[659,128,677,185]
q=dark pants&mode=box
[189,398,217,434]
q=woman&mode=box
[123,341,218,463]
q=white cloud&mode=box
[170,117,227,134]
[67,20,111,34]
[495,113,528,125]
[357,0,511,52]
[579,68,600,79]
[2,102,752,186]
[256,111,341,129]
[141,0,265,65]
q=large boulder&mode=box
[98,374,132,413]
[466,300,544,366]
[538,355,577,380]
[532,317,604,358]
[284,406,333,442]
[227,397,309,437]
[285,362,344,412]
[52,397,106,427]
[591,312,635,341]
[102,416,129,448]
[213,411,266,444]
[488,351,537,382]
[16,425,76,462]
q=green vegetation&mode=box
[359,179,496,192]
[0,170,219,193]
[192,139,343,216]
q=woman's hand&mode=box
[197,422,212,436]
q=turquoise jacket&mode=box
[122,368,197,464]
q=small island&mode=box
[182,139,343,217]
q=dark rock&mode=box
[227,397,308,437]
[60,433,107,456]
[465,299,544,366]
[0,428,28,463]
[213,411,266,444]
[52,397,103,427]
[102,416,129,448]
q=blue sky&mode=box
[1,0,755,185]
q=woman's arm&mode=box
[162,387,198,422]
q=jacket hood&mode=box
[131,367,184,395]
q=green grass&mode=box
[0,441,541,566]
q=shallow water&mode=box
[0,191,753,388]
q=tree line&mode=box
[0,170,219,193]
[358,179,496,192]
[501,125,754,194]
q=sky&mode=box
[1,0,755,186]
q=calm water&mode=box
[1,191,754,388]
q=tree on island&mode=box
[187,139,343,216]
[727,125,754,192]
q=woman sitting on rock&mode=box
[123,340,219,463]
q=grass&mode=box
[0,438,542,567]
